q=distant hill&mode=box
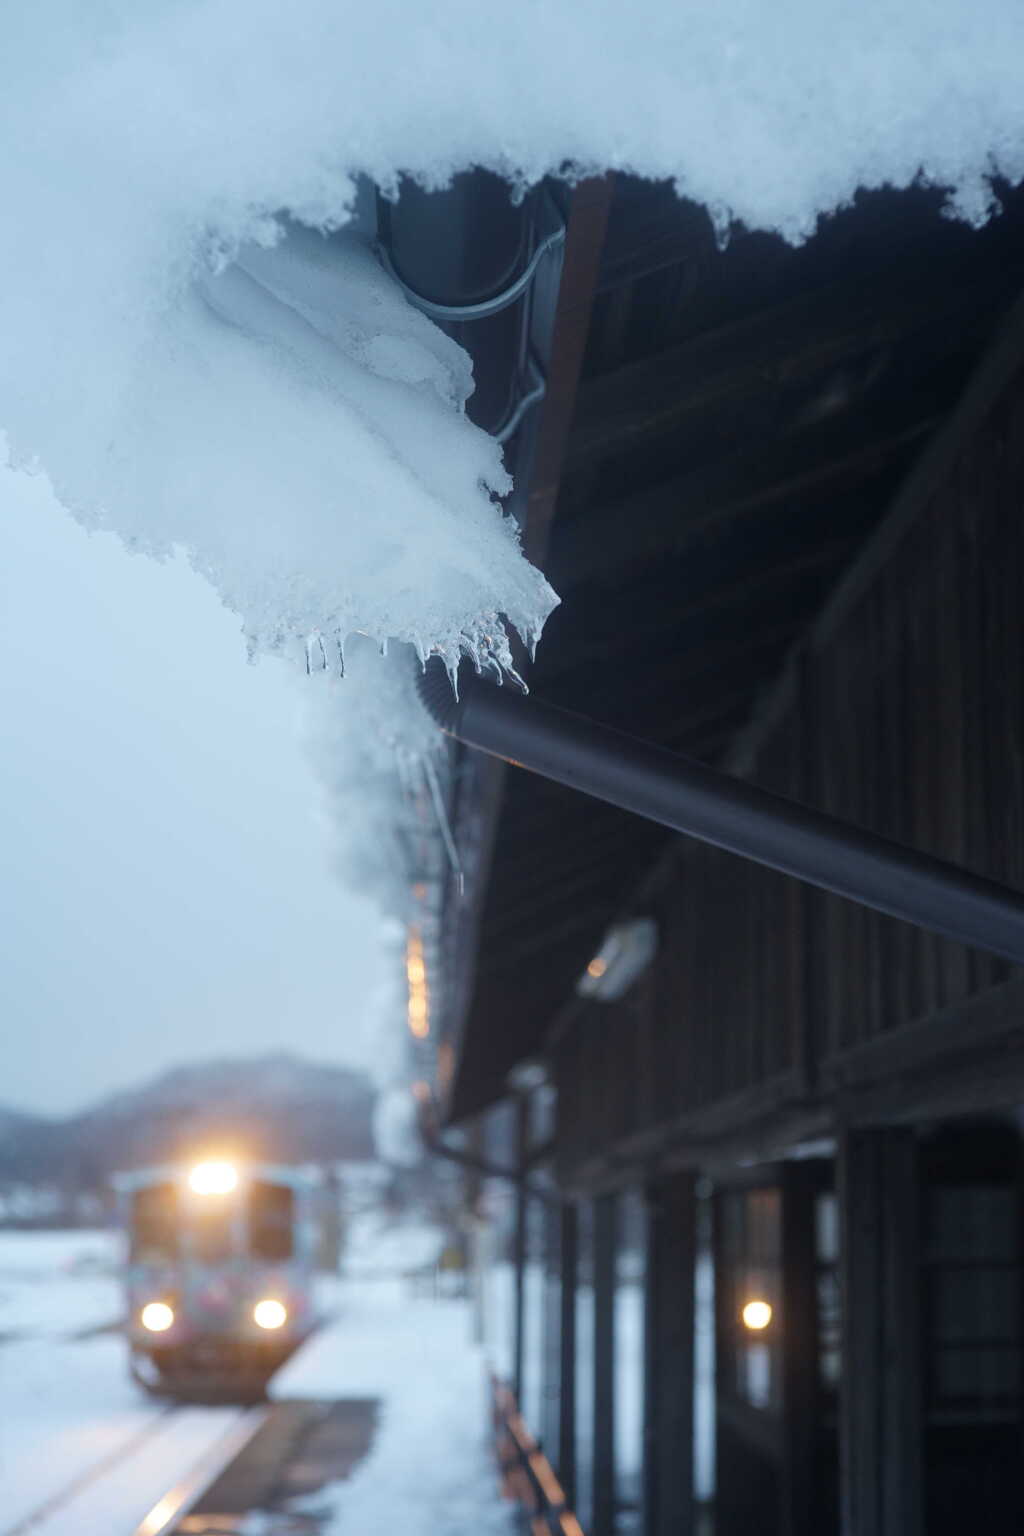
[0,1054,377,1216]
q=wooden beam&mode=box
[551,414,935,588]
[838,1129,923,1536]
[558,1201,578,1505]
[513,1094,529,1407]
[592,1193,617,1536]
[780,1161,827,1536]
[645,1172,698,1536]
[544,620,801,720]
[567,258,1013,471]
[539,536,857,679]
[524,177,614,567]
[727,281,1024,780]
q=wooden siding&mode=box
[555,363,1024,1185]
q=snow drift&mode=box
[2,0,1023,676]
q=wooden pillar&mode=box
[559,1200,579,1507]
[780,1161,823,1536]
[593,1192,617,1536]
[513,1095,529,1405]
[838,1128,923,1536]
[645,1171,697,1536]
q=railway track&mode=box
[1,1397,376,1536]
[2,1404,265,1536]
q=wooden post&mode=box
[559,1200,579,1507]
[513,1095,529,1406]
[645,1172,697,1536]
[780,1161,823,1536]
[838,1128,923,1536]
[593,1192,617,1536]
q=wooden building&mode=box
[389,170,1024,1536]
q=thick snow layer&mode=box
[0,1227,121,1339]
[272,1278,515,1536]
[0,1230,248,1534]
[2,1,1022,676]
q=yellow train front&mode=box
[117,1159,318,1398]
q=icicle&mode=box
[304,632,327,674]
[708,201,733,251]
[423,752,464,898]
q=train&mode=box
[116,1158,320,1397]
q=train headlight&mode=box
[141,1301,175,1333]
[253,1298,288,1331]
[188,1160,238,1195]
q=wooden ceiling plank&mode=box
[566,261,1013,469]
[551,414,936,587]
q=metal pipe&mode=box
[417,661,1024,968]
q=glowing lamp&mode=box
[188,1160,238,1195]
[141,1301,174,1333]
[253,1298,288,1330]
[742,1299,773,1331]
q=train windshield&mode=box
[191,1198,235,1262]
[249,1180,294,1261]
[130,1182,179,1262]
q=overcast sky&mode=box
[0,462,394,1116]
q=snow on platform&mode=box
[271,1274,516,1536]
[0,1224,517,1536]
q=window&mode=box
[574,1200,596,1531]
[249,1180,295,1262]
[130,1182,179,1262]
[815,1191,841,1392]
[614,1189,647,1534]
[521,1193,546,1434]
[191,1198,235,1262]
[924,1183,1020,1419]
[718,1187,782,1412]
[541,1190,563,1461]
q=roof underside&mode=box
[447,174,1024,1123]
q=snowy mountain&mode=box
[0,1054,377,1220]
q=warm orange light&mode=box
[253,1298,288,1330]
[406,927,430,1039]
[137,1494,178,1535]
[529,1451,566,1507]
[742,1299,773,1331]
[188,1160,238,1195]
[586,956,607,979]
[141,1301,174,1333]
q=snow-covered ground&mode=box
[0,1228,253,1534]
[272,1276,516,1536]
[0,1227,121,1339]
[0,1221,515,1536]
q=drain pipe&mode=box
[415,1085,557,1202]
[417,660,1024,968]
